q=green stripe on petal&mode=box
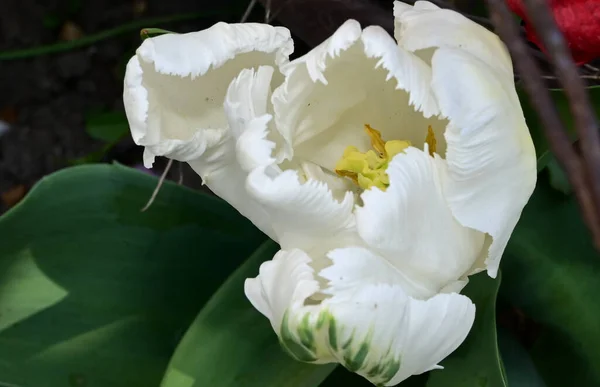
[328,317,339,351]
[280,311,318,362]
[278,307,401,386]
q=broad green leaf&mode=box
[321,367,427,386]
[0,163,266,387]
[528,326,596,386]
[520,86,600,170]
[161,240,336,387]
[502,179,600,385]
[85,110,129,143]
[498,328,546,387]
[426,272,507,387]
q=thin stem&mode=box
[486,0,600,245]
[265,0,272,23]
[541,75,600,81]
[141,159,173,212]
[522,0,600,235]
[0,10,233,61]
[241,0,258,23]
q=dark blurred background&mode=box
[1,0,592,214]
[0,0,260,212]
[0,0,482,213]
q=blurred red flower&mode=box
[507,0,600,64]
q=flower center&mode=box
[334,124,437,191]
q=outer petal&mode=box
[356,147,485,298]
[206,65,359,247]
[245,249,321,333]
[187,66,280,241]
[271,20,445,170]
[245,248,476,386]
[431,48,537,277]
[226,64,359,252]
[215,64,359,248]
[245,165,357,254]
[123,22,293,168]
[393,1,513,79]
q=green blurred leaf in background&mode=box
[71,110,130,165]
[519,86,600,171]
[84,110,129,143]
[161,240,336,387]
[502,178,600,386]
[427,273,507,387]
[0,163,266,387]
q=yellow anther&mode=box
[426,125,437,156]
[335,124,411,191]
[364,124,387,157]
[385,140,411,159]
[335,169,359,185]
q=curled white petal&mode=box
[431,48,537,277]
[245,248,475,386]
[245,249,320,333]
[224,65,278,172]
[246,166,357,253]
[272,20,445,169]
[393,1,513,79]
[356,147,485,298]
[123,22,293,168]
[187,66,284,241]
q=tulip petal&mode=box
[272,20,444,171]
[227,64,358,251]
[393,1,513,79]
[224,66,281,171]
[356,147,485,297]
[187,65,281,241]
[246,165,357,254]
[246,247,476,386]
[430,48,537,278]
[245,248,321,333]
[123,22,293,167]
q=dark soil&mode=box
[0,0,254,212]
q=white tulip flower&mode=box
[123,1,536,385]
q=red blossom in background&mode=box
[507,0,600,64]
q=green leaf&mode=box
[320,367,427,386]
[545,156,572,195]
[427,272,507,387]
[520,86,600,170]
[85,110,129,143]
[141,28,176,40]
[528,326,596,386]
[498,328,546,387]
[501,179,600,385]
[0,163,266,387]
[69,142,114,165]
[161,240,336,387]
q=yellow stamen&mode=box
[335,169,359,185]
[426,125,437,156]
[364,124,387,157]
[335,124,410,191]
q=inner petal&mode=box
[273,25,448,173]
[356,147,486,297]
[128,22,292,154]
[140,50,283,141]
